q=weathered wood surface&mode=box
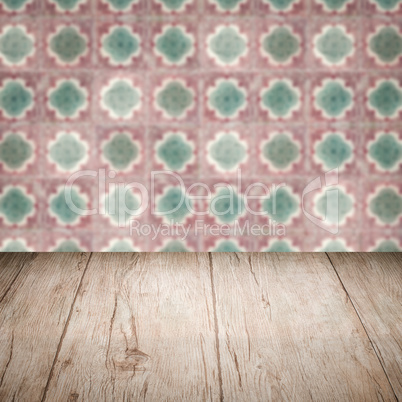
[0,253,33,302]
[0,252,90,402]
[42,253,220,401]
[210,253,396,401]
[328,252,402,400]
[0,252,401,401]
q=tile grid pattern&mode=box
[0,0,401,251]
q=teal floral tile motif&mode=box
[47,25,88,67]
[154,25,195,67]
[156,186,192,223]
[156,131,194,172]
[261,131,300,172]
[264,239,298,252]
[47,0,87,13]
[207,131,248,172]
[259,0,303,13]
[313,131,354,171]
[367,25,402,67]
[154,78,195,121]
[210,187,245,224]
[0,0,34,12]
[45,233,92,251]
[313,78,354,120]
[368,0,402,13]
[317,239,350,252]
[159,240,190,252]
[101,131,141,172]
[313,25,355,67]
[368,186,402,225]
[260,25,301,67]
[313,0,355,13]
[206,77,247,120]
[48,185,89,227]
[211,239,244,252]
[314,186,354,225]
[0,25,35,67]
[153,0,194,13]
[101,0,140,12]
[261,186,300,224]
[100,78,142,121]
[259,79,301,120]
[0,131,34,172]
[207,0,249,13]
[47,78,88,120]
[103,238,136,252]
[371,238,401,252]
[0,238,31,251]
[0,78,34,120]
[100,25,141,67]
[48,131,89,172]
[367,131,402,172]
[367,79,402,120]
[53,239,83,252]
[206,24,248,67]
[0,185,35,226]
[370,238,400,251]
[104,187,141,226]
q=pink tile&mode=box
[43,73,92,122]
[256,18,306,70]
[363,19,402,69]
[256,0,307,15]
[310,18,361,71]
[43,0,92,14]
[255,124,306,176]
[150,73,199,124]
[96,20,148,70]
[0,21,39,70]
[0,73,40,123]
[0,123,39,177]
[201,18,254,70]
[203,73,253,123]
[150,0,199,15]
[96,0,146,15]
[149,19,199,70]
[95,124,147,176]
[95,72,146,123]
[149,125,199,177]
[42,19,93,69]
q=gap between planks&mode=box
[41,252,93,402]
[326,252,400,401]
[208,253,224,402]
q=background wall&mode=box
[0,0,401,251]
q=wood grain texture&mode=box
[328,252,402,400]
[0,253,34,301]
[43,253,220,402]
[0,252,90,402]
[210,252,396,401]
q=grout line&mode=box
[40,252,93,402]
[208,252,224,402]
[325,252,398,401]
[0,253,37,306]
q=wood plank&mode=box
[210,252,396,401]
[328,252,402,399]
[0,253,34,301]
[0,252,90,401]
[43,253,220,401]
